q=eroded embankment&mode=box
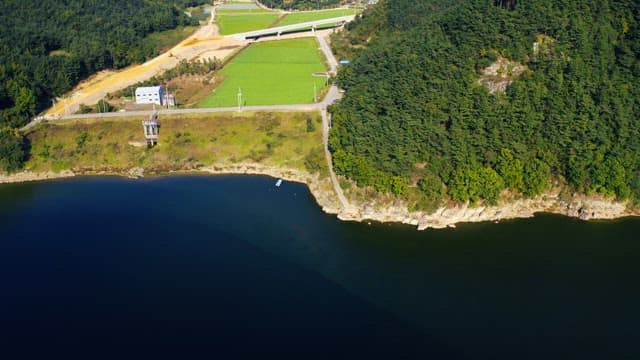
[1,166,637,229]
[335,189,636,230]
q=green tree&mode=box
[496,148,524,192]
[0,131,27,173]
[306,116,316,133]
[390,176,408,196]
[478,167,505,205]
[419,172,445,200]
[522,159,551,197]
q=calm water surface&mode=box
[1,176,639,359]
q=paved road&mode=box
[36,86,339,120]
[321,107,350,211]
[316,34,338,75]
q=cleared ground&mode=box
[198,38,329,107]
[25,112,326,175]
[276,8,360,26]
[45,20,244,118]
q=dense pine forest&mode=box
[329,0,640,207]
[0,0,206,130]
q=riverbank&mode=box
[3,111,637,229]
[0,164,341,214]
[2,164,637,229]
[337,189,637,229]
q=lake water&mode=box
[1,176,639,359]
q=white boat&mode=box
[275,179,283,187]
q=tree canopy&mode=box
[0,130,28,173]
[329,0,640,204]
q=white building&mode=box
[163,93,176,107]
[135,86,164,105]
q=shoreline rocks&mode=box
[1,167,636,229]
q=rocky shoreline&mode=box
[1,167,637,229]
[337,191,635,230]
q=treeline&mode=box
[260,0,341,11]
[329,0,640,206]
[0,0,207,130]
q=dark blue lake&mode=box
[1,176,639,359]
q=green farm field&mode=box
[199,38,329,107]
[216,8,280,35]
[276,8,360,26]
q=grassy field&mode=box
[276,8,360,26]
[24,112,327,176]
[215,6,360,36]
[198,38,328,107]
[216,8,280,35]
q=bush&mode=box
[0,131,27,173]
[306,116,316,132]
[304,146,326,176]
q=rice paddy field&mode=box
[215,3,361,36]
[198,38,329,107]
[276,8,360,26]
[216,7,280,35]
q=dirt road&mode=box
[45,11,246,119]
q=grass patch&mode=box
[25,111,326,175]
[198,38,328,107]
[276,9,360,26]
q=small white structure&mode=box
[162,93,176,107]
[135,86,164,105]
[142,113,159,147]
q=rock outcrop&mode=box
[335,189,634,230]
[478,56,526,94]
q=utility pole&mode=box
[237,87,242,111]
[313,83,317,103]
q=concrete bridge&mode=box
[231,15,356,40]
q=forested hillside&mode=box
[0,0,206,130]
[330,0,640,207]
[260,0,341,10]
